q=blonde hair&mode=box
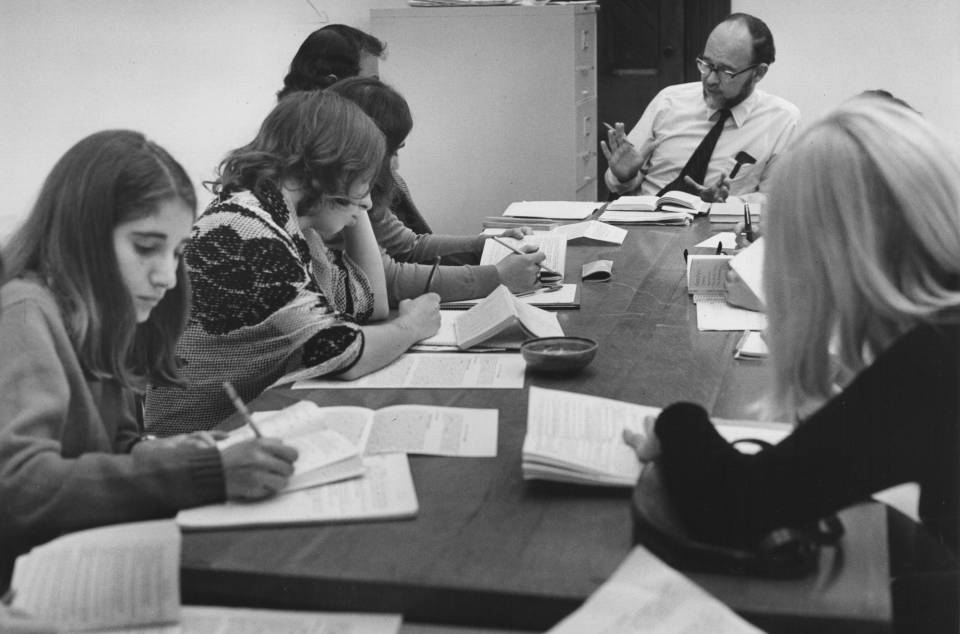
[764,96,960,413]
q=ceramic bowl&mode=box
[521,336,598,374]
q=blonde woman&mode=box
[626,96,958,626]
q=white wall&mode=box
[3,0,959,239]
[733,0,960,144]
[0,0,405,240]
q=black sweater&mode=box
[653,322,960,555]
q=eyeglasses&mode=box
[696,57,759,82]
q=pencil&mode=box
[491,236,562,279]
[743,203,754,241]
[424,255,441,294]
[603,121,615,132]
[222,381,263,438]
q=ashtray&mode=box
[521,337,598,374]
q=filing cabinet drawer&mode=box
[574,13,596,102]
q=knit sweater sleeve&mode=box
[652,323,959,549]
[0,284,225,548]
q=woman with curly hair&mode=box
[144,90,439,434]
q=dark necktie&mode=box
[658,108,731,196]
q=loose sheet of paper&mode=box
[729,237,766,306]
[367,404,498,456]
[177,454,418,529]
[502,200,598,220]
[292,353,526,389]
[443,283,578,309]
[694,232,738,249]
[11,520,181,631]
[547,547,762,633]
[693,294,768,331]
[582,259,613,282]
[550,220,627,245]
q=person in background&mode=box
[277,24,386,98]
[603,13,798,204]
[625,96,959,631]
[0,131,298,592]
[328,76,545,304]
[145,90,440,435]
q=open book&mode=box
[8,519,403,633]
[421,285,563,349]
[606,190,711,215]
[224,408,366,493]
[9,520,182,631]
[522,387,790,487]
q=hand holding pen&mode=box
[219,381,299,501]
[490,236,560,293]
[424,255,441,295]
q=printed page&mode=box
[693,295,768,331]
[501,200,598,220]
[548,547,762,633]
[479,233,567,279]
[686,255,732,294]
[729,237,766,306]
[550,220,627,244]
[10,520,180,631]
[513,301,564,339]
[523,387,650,484]
[177,454,418,529]
[367,404,498,457]
[292,353,526,389]
[453,285,520,349]
[179,606,401,634]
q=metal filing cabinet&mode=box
[371,5,598,234]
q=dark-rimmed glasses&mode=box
[696,56,759,82]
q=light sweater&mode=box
[0,278,225,590]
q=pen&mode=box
[743,203,754,242]
[222,381,263,438]
[682,248,689,263]
[715,241,724,256]
[424,255,441,294]
[491,236,562,279]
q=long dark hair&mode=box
[212,90,385,207]
[2,130,195,388]
[277,24,386,99]
[327,77,412,207]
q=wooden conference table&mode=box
[181,219,892,633]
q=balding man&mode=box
[602,13,799,205]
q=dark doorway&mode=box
[596,0,731,199]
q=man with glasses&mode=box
[602,13,799,204]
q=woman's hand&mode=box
[397,292,442,340]
[622,415,661,461]
[220,438,299,501]
[133,431,227,456]
[495,247,546,294]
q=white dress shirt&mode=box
[605,82,800,204]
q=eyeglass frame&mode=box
[695,56,761,82]
[323,193,372,211]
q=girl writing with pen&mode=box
[0,131,298,593]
